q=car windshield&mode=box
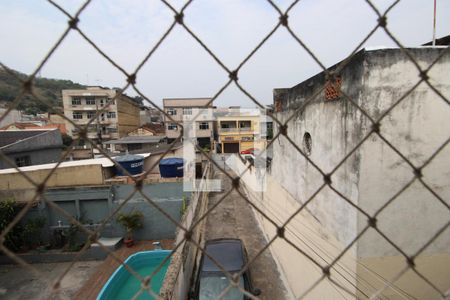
[199,274,245,300]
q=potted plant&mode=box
[116,211,144,247]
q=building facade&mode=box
[0,129,63,169]
[140,106,163,125]
[62,87,140,144]
[0,108,22,129]
[215,108,266,153]
[163,98,214,148]
[269,47,450,298]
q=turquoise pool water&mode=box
[97,250,171,300]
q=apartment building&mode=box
[62,87,140,144]
[163,98,214,148]
[215,108,266,153]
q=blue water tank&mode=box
[159,158,184,178]
[114,154,144,176]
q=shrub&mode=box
[116,211,144,239]
[0,198,24,252]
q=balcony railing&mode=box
[219,127,253,133]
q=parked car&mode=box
[240,148,255,155]
[192,238,261,299]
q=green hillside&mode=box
[0,66,86,114]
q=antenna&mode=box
[432,0,437,46]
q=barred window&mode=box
[72,112,83,119]
[71,97,81,105]
[199,122,209,130]
[15,156,31,167]
[168,123,178,130]
[167,108,177,115]
[85,97,96,105]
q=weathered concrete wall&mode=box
[112,183,188,240]
[227,155,357,299]
[271,48,450,299]
[116,96,140,138]
[160,163,211,300]
[0,164,105,192]
[4,182,187,252]
[272,51,366,248]
[357,253,450,299]
[355,49,450,258]
[272,48,450,253]
[231,154,450,299]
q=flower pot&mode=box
[124,238,134,247]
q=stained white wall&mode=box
[356,49,450,258]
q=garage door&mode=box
[223,142,240,153]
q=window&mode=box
[15,156,31,167]
[85,97,96,105]
[87,111,96,119]
[167,108,177,115]
[71,97,81,105]
[239,121,251,129]
[73,112,83,120]
[183,108,192,115]
[107,127,118,133]
[199,122,209,130]
[107,112,116,119]
[108,97,115,105]
[168,123,178,130]
[99,99,105,107]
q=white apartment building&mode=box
[62,87,140,145]
[163,98,214,148]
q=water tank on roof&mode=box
[159,158,184,178]
[114,154,144,176]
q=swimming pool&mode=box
[97,250,172,300]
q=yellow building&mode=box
[215,109,266,153]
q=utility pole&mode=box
[432,0,437,46]
[96,101,103,151]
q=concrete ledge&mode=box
[0,237,123,265]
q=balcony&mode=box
[219,127,238,133]
[219,127,253,134]
[239,127,252,132]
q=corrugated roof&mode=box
[0,129,52,148]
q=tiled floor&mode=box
[74,239,174,300]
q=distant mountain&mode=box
[0,66,86,115]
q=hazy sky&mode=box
[0,0,448,107]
